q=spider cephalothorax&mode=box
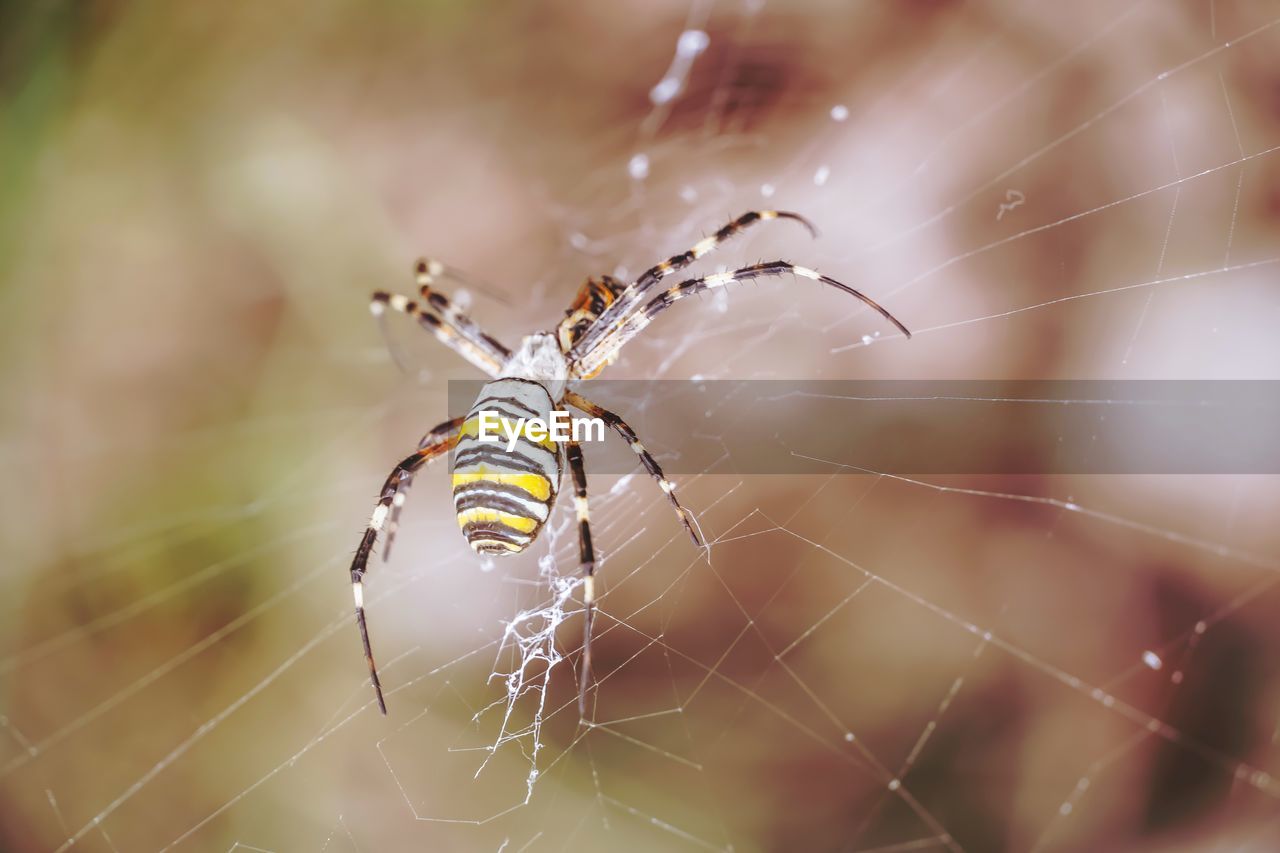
[557,274,628,355]
[353,210,911,715]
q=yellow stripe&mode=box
[456,507,538,533]
[451,469,552,501]
[459,416,557,450]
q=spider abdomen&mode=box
[451,377,562,555]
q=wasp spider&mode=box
[350,210,911,715]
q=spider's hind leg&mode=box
[565,440,597,717]
[349,416,463,714]
[381,419,463,561]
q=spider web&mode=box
[3,2,1280,850]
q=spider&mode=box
[349,210,911,715]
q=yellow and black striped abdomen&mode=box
[452,378,562,555]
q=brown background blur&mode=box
[2,1,1279,851]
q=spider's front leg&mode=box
[350,416,463,714]
[569,260,911,377]
[571,210,817,358]
[629,209,816,294]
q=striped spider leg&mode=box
[564,440,596,715]
[371,259,510,559]
[563,390,700,547]
[371,258,512,377]
[572,210,818,363]
[351,417,465,714]
[378,422,462,562]
[570,259,911,379]
[354,262,512,714]
[562,390,703,717]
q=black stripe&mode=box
[463,521,532,544]
[716,210,759,240]
[465,402,538,425]
[512,431,561,461]
[578,519,595,569]
[453,446,560,478]
[455,432,559,468]
[453,479,549,505]
[565,443,595,572]
[576,402,624,431]
[565,443,585,488]
[587,284,608,314]
[454,489,545,520]
[666,250,694,268]
[471,393,541,418]
[480,333,509,354]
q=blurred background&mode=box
[2,1,1279,850]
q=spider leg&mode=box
[350,417,463,714]
[570,261,911,378]
[411,256,512,307]
[563,390,702,548]
[371,259,511,377]
[382,420,463,561]
[576,211,816,357]
[412,259,514,362]
[565,440,597,717]
[630,210,816,298]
